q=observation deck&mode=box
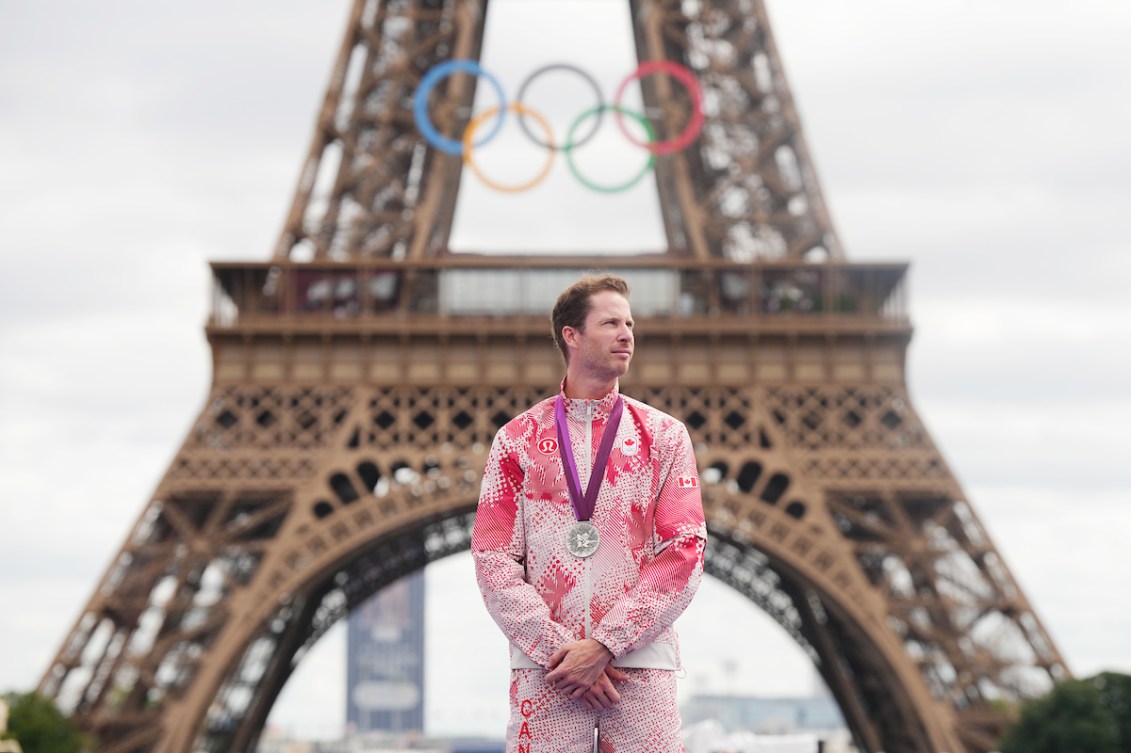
[206,255,912,388]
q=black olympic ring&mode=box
[413,59,705,193]
[514,63,605,152]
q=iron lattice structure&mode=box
[40,1,1067,752]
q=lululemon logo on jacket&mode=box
[538,437,558,455]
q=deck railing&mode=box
[209,256,908,328]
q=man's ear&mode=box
[561,325,580,350]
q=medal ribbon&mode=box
[555,394,624,523]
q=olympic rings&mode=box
[565,105,656,194]
[413,60,507,155]
[412,58,704,193]
[515,63,605,151]
[463,103,557,193]
[613,60,705,155]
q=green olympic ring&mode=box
[564,105,657,194]
[413,59,703,194]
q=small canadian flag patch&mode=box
[676,475,699,489]
[538,438,558,455]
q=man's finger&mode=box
[583,690,611,710]
[606,666,630,682]
[590,691,614,709]
[545,660,567,683]
[546,648,566,670]
[602,682,621,704]
[592,675,621,704]
[548,666,579,687]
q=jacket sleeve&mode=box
[592,419,707,658]
[472,425,577,667]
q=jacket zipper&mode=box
[584,400,594,638]
[584,401,593,479]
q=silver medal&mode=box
[566,521,600,558]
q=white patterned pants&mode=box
[507,668,684,753]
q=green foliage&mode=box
[1000,672,1131,753]
[1,691,88,753]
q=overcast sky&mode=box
[2,0,1130,742]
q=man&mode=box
[472,274,707,752]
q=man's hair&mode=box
[551,274,631,363]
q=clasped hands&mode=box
[545,638,630,710]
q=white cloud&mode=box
[971,487,1131,678]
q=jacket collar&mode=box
[558,379,621,421]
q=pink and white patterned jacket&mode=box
[472,383,707,670]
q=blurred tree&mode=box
[1000,672,1131,753]
[1,691,87,753]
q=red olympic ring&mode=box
[412,60,706,193]
[613,60,705,155]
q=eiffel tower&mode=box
[39,1,1069,751]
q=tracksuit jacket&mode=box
[472,383,708,671]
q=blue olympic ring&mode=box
[413,59,703,193]
[413,60,508,156]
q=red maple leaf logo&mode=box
[538,564,576,622]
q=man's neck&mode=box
[562,371,617,400]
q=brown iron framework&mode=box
[40,2,1066,752]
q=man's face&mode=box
[567,290,635,381]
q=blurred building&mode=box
[681,693,844,735]
[682,720,855,753]
[346,571,426,734]
[256,732,501,753]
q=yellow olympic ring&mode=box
[461,103,556,194]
